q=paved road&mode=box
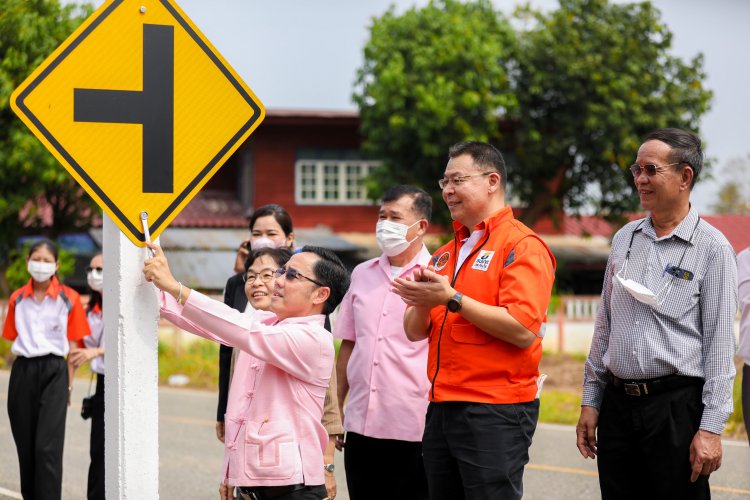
[0,369,748,499]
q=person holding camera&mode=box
[69,253,106,500]
[2,239,91,500]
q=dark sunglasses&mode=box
[274,267,324,287]
[86,266,103,273]
[629,162,682,177]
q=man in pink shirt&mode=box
[334,185,432,499]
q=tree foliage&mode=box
[354,0,712,227]
[511,0,712,226]
[353,0,518,225]
[711,155,750,214]
[0,0,94,289]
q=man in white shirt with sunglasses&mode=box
[576,128,737,500]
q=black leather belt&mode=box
[609,374,703,397]
[237,483,307,500]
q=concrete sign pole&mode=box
[103,213,160,498]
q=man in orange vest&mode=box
[393,141,556,500]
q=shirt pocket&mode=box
[658,276,700,321]
[446,324,494,388]
[42,307,65,341]
[244,419,301,480]
[450,323,490,345]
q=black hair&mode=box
[643,128,703,188]
[248,204,294,237]
[244,247,294,273]
[88,291,102,313]
[448,141,507,190]
[298,245,351,315]
[382,185,433,222]
[28,238,59,261]
[87,252,103,313]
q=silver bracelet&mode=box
[178,282,183,305]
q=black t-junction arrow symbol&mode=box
[74,23,174,193]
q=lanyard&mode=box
[621,216,701,279]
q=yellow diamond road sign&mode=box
[11,0,265,246]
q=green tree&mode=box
[711,155,750,214]
[0,0,94,296]
[354,0,712,228]
[353,0,518,224]
[511,0,712,226]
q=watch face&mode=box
[324,464,335,472]
[447,293,462,312]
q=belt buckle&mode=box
[624,383,641,396]
[238,490,261,500]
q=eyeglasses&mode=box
[243,271,274,284]
[86,266,103,273]
[438,172,492,190]
[629,162,682,177]
[274,267,325,287]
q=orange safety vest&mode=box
[427,206,556,404]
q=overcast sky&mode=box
[78,0,750,213]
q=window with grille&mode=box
[295,159,380,205]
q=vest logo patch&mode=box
[433,252,450,271]
[471,251,495,271]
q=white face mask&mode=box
[87,270,104,292]
[27,261,56,283]
[376,220,420,257]
[615,269,673,307]
[251,237,283,250]
[615,274,658,306]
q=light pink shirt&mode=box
[738,248,750,365]
[333,246,431,442]
[159,291,332,487]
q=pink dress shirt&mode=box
[159,291,333,487]
[333,246,431,442]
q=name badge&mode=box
[664,265,694,281]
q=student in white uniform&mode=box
[2,239,90,500]
[69,253,106,500]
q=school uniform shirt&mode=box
[333,246,431,442]
[2,277,90,357]
[159,290,333,488]
[83,304,105,375]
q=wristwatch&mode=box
[323,463,335,473]
[446,292,463,313]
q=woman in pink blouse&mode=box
[143,244,349,500]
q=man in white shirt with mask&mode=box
[334,185,432,499]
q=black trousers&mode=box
[422,401,539,500]
[597,381,710,499]
[88,373,105,500]
[7,354,69,500]
[343,432,428,500]
[236,484,327,499]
